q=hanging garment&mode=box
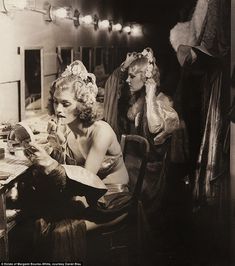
[170,0,229,67]
[193,71,226,203]
[103,67,130,138]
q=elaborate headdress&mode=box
[59,60,98,102]
[49,60,99,124]
[140,47,155,78]
[126,47,160,85]
[132,47,160,85]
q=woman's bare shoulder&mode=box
[92,120,115,138]
[94,120,114,130]
[89,121,117,149]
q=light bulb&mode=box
[123,26,131,33]
[131,25,142,36]
[98,20,109,29]
[80,15,93,24]
[54,8,67,18]
[113,23,122,31]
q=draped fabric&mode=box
[193,71,224,203]
[20,174,88,262]
[191,0,229,204]
[103,67,121,134]
[171,0,229,205]
[34,218,87,262]
[199,0,229,58]
[32,191,133,262]
[170,0,229,64]
[21,171,133,262]
[103,67,130,138]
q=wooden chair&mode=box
[87,134,150,266]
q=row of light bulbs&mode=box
[0,0,143,36]
[53,7,141,35]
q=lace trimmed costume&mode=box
[130,90,180,146]
[104,65,179,160]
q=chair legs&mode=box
[109,247,129,266]
[87,230,129,266]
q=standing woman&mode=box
[23,60,129,262]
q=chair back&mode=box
[86,135,150,265]
[120,134,150,202]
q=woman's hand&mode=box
[47,118,66,146]
[121,52,138,71]
[25,142,58,174]
[145,78,157,95]
[127,107,136,121]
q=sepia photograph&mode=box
[0,0,233,265]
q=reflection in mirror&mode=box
[81,47,93,72]
[95,47,102,66]
[25,49,42,113]
[107,47,115,73]
[95,47,115,75]
[57,47,74,77]
[116,47,129,66]
[93,47,109,105]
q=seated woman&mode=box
[104,47,179,161]
[22,60,129,262]
[104,48,180,221]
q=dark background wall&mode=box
[108,0,197,95]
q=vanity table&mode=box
[0,140,30,261]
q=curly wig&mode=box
[129,48,160,87]
[48,61,99,127]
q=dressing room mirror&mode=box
[56,46,74,77]
[95,47,116,74]
[81,47,94,72]
[106,47,115,73]
[93,47,109,88]
[116,47,130,66]
[94,47,103,67]
[23,48,43,118]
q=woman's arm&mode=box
[24,142,67,192]
[145,79,180,144]
[25,143,108,200]
[84,125,113,174]
[145,79,164,134]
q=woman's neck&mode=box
[130,88,145,105]
[68,119,89,137]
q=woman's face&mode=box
[53,88,79,125]
[126,65,145,93]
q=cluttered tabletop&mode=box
[0,114,50,189]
